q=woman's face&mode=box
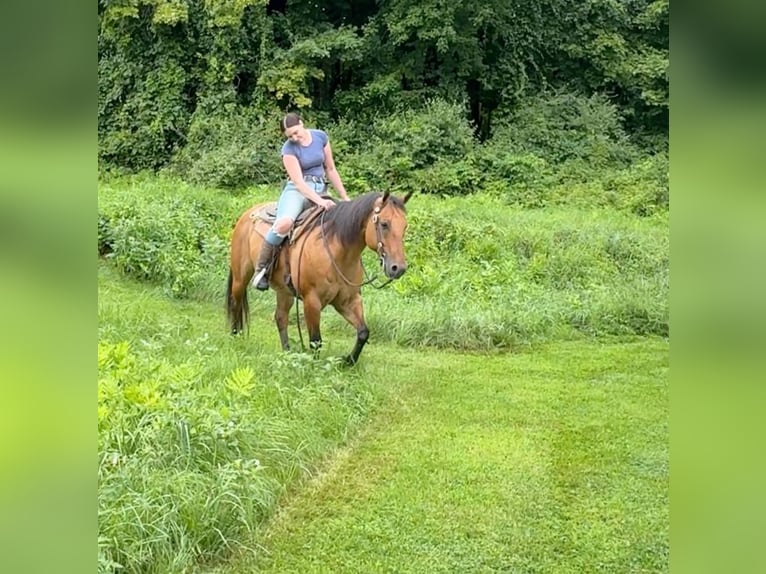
[284,122,307,144]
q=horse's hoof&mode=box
[343,355,357,367]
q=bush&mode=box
[412,157,482,196]
[167,104,285,189]
[476,151,556,207]
[548,151,669,215]
[98,177,259,297]
[475,91,666,212]
[99,56,191,171]
[331,99,479,195]
[134,94,667,215]
[495,90,639,168]
[601,153,669,216]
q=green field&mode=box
[225,339,668,574]
[98,2,669,568]
[98,178,668,573]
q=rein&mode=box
[319,208,393,289]
[292,201,396,351]
[292,214,314,352]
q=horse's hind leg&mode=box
[274,291,295,350]
[228,223,256,335]
[334,295,369,365]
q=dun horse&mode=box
[226,191,412,364]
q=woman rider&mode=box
[253,112,350,290]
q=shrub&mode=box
[495,90,639,168]
[332,99,478,195]
[99,56,191,171]
[601,153,669,216]
[476,151,555,207]
[547,151,669,214]
[167,104,285,189]
[473,91,668,210]
[98,177,261,297]
[412,157,482,196]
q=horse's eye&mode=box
[381,221,390,230]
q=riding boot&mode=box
[254,242,278,291]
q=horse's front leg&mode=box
[333,295,369,365]
[302,293,324,354]
[274,291,294,351]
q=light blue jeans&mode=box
[264,180,326,246]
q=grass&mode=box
[98,174,669,572]
[98,263,388,573]
[217,339,668,574]
[99,262,668,573]
[98,175,669,348]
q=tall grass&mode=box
[362,195,668,349]
[98,176,668,350]
[98,269,382,573]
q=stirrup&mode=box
[252,267,270,290]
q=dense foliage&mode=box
[98,177,668,342]
[98,0,669,191]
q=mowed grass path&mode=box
[222,341,668,573]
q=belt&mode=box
[303,175,326,183]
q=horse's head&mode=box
[366,190,413,279]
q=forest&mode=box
[98,0,669,197]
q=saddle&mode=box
[250,202,314,227]
[249,198,333,244]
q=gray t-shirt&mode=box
[281,129,329,178]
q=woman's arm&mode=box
[323,141,349,200]
[283,154,333,207]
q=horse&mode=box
[226,190,412,365]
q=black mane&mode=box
[318,191,406,246]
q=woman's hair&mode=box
[280,113,301,132]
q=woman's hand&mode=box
[319,198,336,210]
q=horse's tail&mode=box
[226,267,249,334]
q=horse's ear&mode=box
[381,190,390,205]
[403,190,414,204]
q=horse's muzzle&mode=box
[385,261,407,279]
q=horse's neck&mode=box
[330,233,366,261]
[324,216,370,262]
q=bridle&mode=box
[370,204,394,285]
[319,201,396,289]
